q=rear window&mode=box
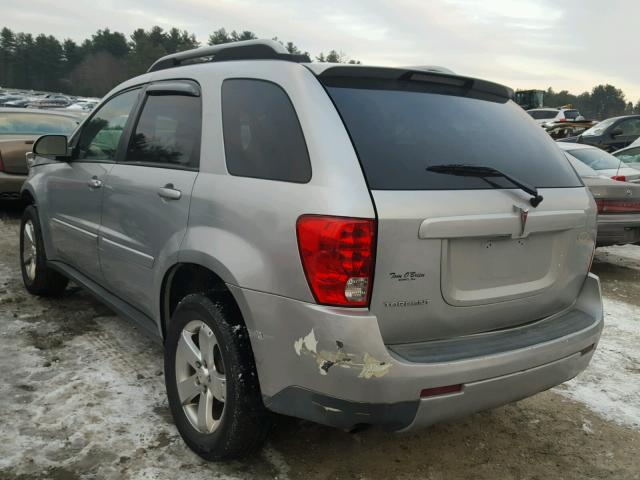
[528,110,558,120]
[565,153,598,177]
[326,82,582,190]
[563,110,580,120]
[0,113,79,135]
[566,147,623,171]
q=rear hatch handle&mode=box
[427,164,544,207]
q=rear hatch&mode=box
[322,68,596,344]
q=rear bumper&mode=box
[230,274,603,431]
[597,215,640,246]
[0,171,27,198]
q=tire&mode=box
[164,293,270,461]
[20,205,68,296]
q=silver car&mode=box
[557,142,640,183]
[566,155,640,246]
[19,40,603,461]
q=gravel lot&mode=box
[1,201,639,480]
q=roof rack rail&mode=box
[147,39,310,73]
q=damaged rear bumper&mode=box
[229,274,603,431]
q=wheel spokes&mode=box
[210,371,226,402]
[27,259,36,280]
[24,222,35,245]
[177,374,201,405]
[197,388,214,432]
[177,330,202,369]
[199,324,216,369]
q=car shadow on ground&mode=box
[0,200,24,220]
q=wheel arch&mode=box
[20,187,35,206]
[160,262,245,341]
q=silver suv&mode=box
[19,40,604,460]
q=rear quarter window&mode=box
[326,82,582,190]
[221,79,311,183]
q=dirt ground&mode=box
[0,201,639,480]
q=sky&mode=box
[3,0,639,101]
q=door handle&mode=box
[88,177,102,189]
[158,184,182,200]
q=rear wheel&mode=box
[164,294,270,460]
[20,206,68,296]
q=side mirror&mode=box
[33,135,69,157]
[611,128,624,138]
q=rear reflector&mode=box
[420,384,463,398]
[296,215,376,307]
[611,175,626,182]
[596,199,640,214]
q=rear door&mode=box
[324,72,594,344]
[99,81,201,317]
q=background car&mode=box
[613,137,640,171]
[558,114,640,152]
[565,155,640,246]
[557,142,640,183]
[0,95,25,106]
[527,107,582,126]
[0,108,81,199]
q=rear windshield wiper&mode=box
[427,164,544,207]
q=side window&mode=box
[77,89,140,161]
[125,93,201,169]
[617,119,640,136]
[221,79,311,183]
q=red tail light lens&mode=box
[595,199,640,213]
[421,384,463,398]
[611,175,626,182]
[296,215,376,307]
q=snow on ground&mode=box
[555,296,640,429]
[599,244,640,263]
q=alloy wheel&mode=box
[175,320,227,434]
[22,220,37,282]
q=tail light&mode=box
[296,215,376,307]
[595,199,640,213]
[0,152,4,172]
[611,175,626,182]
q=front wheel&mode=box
[20,205,68,296]
[164,294,270,461]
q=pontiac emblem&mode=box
[514,204,529,237]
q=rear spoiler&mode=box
[314,65,514,101]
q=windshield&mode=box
[528,110,557,120]
[566,147,622,170]
[581,118,616,136]
[0,112,79,135]
[325,81,582,190]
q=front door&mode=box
[44,88,141,280]
[610,118,640,151]
[99,81,201,316]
